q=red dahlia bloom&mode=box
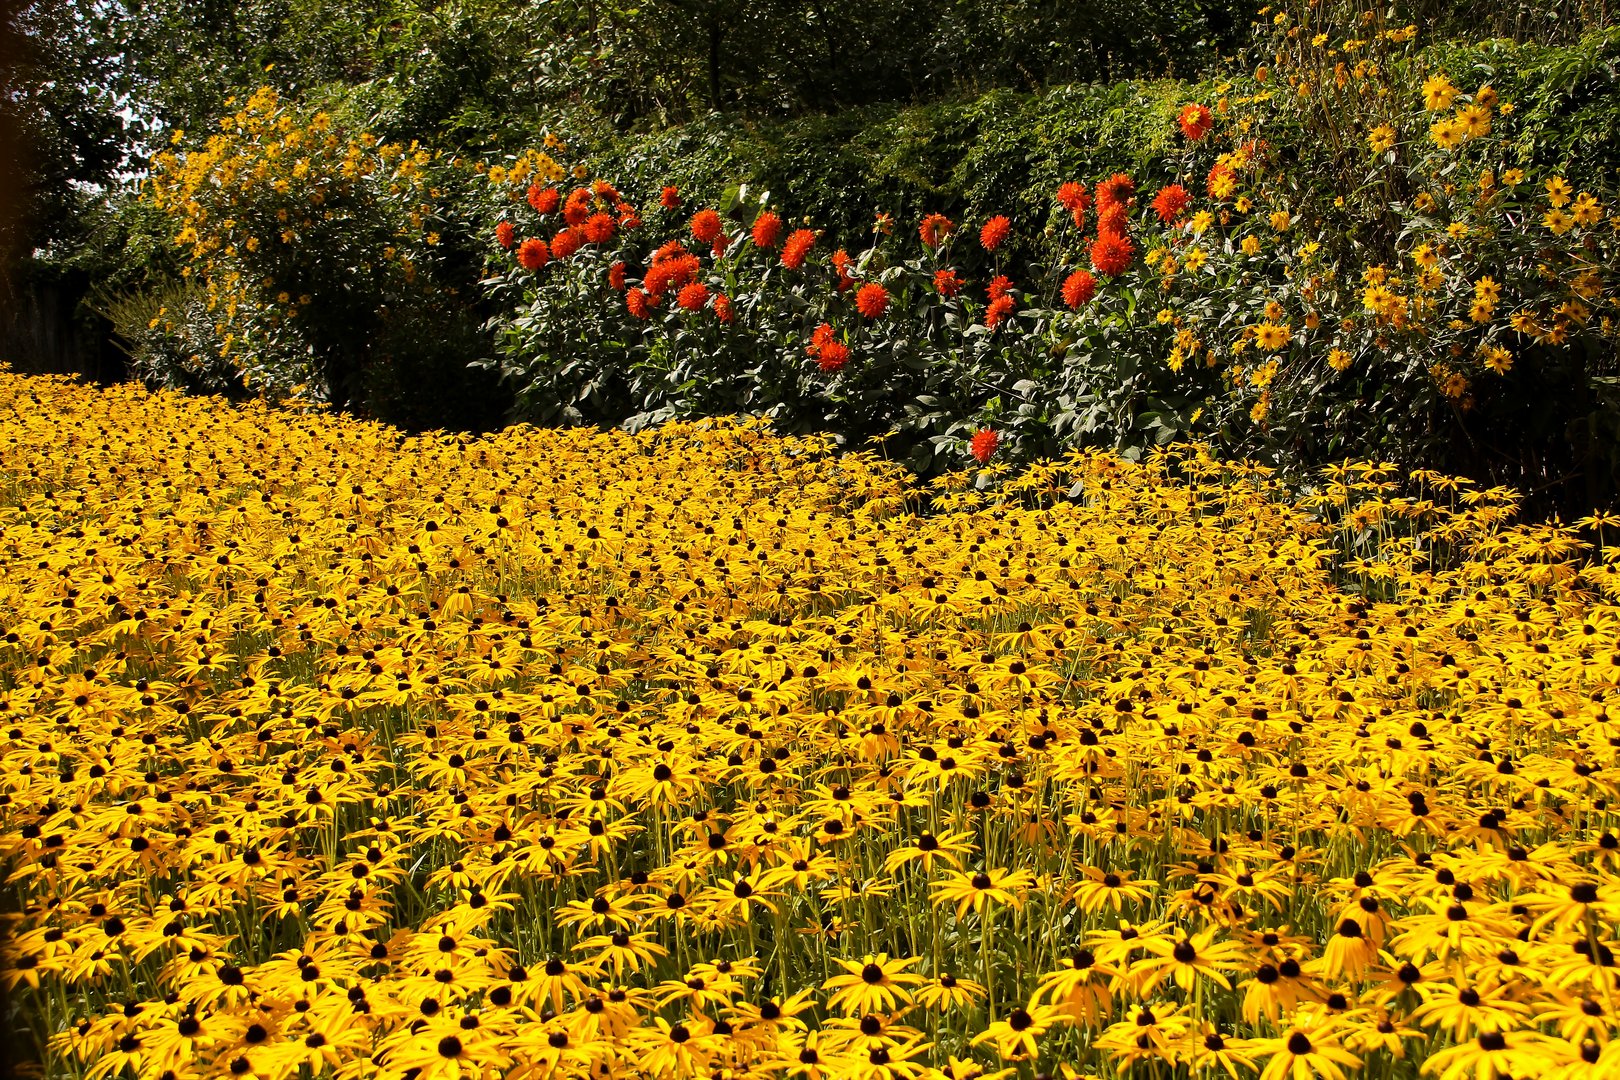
[1179,104,1214,141]
[517,237,549,271]
[563,188,592,225]
[987,275,1014,302]
[714,293,734,323]
[751,211,783,250]
[1056,182,1089,212]
[1061,269,1097,309]
[551,227,584,260]
[854,282,889,319]
[677,282,710,311]
[979,215,1012,253]
[528,185,560,214]
[1096,173,1136,209]
[690,209,723,244]
[495,221,516,249]
[660,186,681,210]
[984,294,1016,328]
[1151,184,1192,224]
[933,269,963,297]
[626,287,654,320]
[832,250,854,292]
[1097,203,1130,236]
[970,428,999,464]
[608,261,628,291]
[583,212,616,244]
[1090,232,1135,276]
[781,229,816,270]
[919,213,955,248]
[808,323,849,372]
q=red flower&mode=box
[808,323,849,373]
[1056,182,1089,212]
[677,282,710,311]
[781,228,816,270]
[979,215,1012,253]
[551,227,584,260]
[1178,103,1214,141]
[919,213,955,248]
[1151,184,1192,224]
[1061,269,1097,308]
[987,275,1014,302]
[1090,232,1135,276]
[660,186,681,210]
[984,294,1016,328]
[1071,206,1087,233]
[583,212,616,244]
[645,251,700,296]
[1096,173,1136,209]
[495,221,516,249]
[832,250,854,292]
[517,237,549,271]
[751,211,783,250]
[626,287,655,320]
[970,428,999,464]
[608,261,628,291]
[1097,202,1130,236]
[652,240,690,264]
[618,208,643,230]
[563,188,592,226]
[933,269,963,297]
[714,293,734,323]
[528,185,560,214]
[855,282,889,319]
[690,209,724,244]
[592,179,621,201]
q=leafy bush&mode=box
[142,87,510,427]
[477,8,1619,510]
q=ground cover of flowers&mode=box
[5,371,1620,1080]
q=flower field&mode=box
[5,371,1620,1079]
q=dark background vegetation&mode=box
[1,0,1618,515]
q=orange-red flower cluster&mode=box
[495,220,515,249]
[517,237,549,271]
[934,268,963,297]
[919,213,955,248]
[781,228,816,270]
[690,209,723,245]
[677,281,711,311]
[751,211,783,250]
[1062,268,1097,309]
[1179,103,1214,141]
[808,322,849,372]
[855,282,889,318]
[528,185,560,214]
[970,427,999,463]
[979,215,1012,253]
[1151,184,1192,224]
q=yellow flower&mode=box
[1368,125,1396,153]
[1269,209,1291,232]
[1421,73,1457,111]
[1544,208,1575,235]
[1545,177,1573,207]
[1252,322,1292,350]
[1327,347,1352,371]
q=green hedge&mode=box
[584,28,1620,250]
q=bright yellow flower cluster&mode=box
[5,373,1620,1079]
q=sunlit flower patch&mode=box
[4,372,1620,1078]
